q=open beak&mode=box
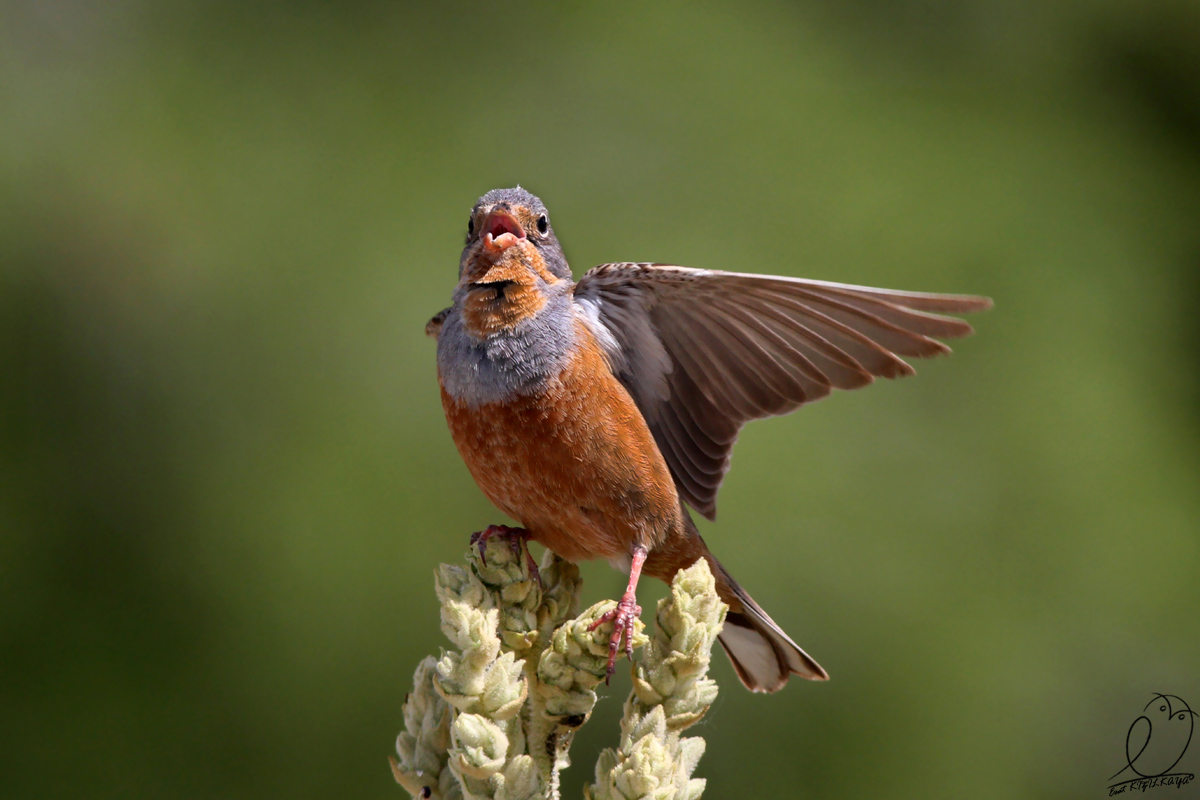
[481,207,526,254]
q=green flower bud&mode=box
[451,713,509,780]
[477,652,527,720]
[392,657,455,799]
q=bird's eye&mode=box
[537,215,548,235]
[1161,706,1167,712]
[467,217,475,235]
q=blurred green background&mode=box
[3,1,1199,798]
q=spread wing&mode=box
[573,263,992,519]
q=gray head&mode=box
[460,187,571,282]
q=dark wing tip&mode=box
[426,307,451,339]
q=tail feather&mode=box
[703,550,829,692]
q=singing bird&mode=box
[429,187,990,692]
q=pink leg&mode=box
[469,525,541,584]
[588,544,648,683]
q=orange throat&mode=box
[457,242,559,338]
[459,280,548,338]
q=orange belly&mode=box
[440,325,681,563]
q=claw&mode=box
[469,525,541,586]
[470,524,516,561]
[588,590,642,683]
[585,544,649,684]
[525,550,541,586]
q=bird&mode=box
[1110,694,1197,782]
[428,186,991,692]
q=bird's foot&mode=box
[588,589,642,684]
[469,525,541,585]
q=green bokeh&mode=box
[3,2,1198,798]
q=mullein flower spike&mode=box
[393,535,725,800]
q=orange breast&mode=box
[440,320,681,563]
